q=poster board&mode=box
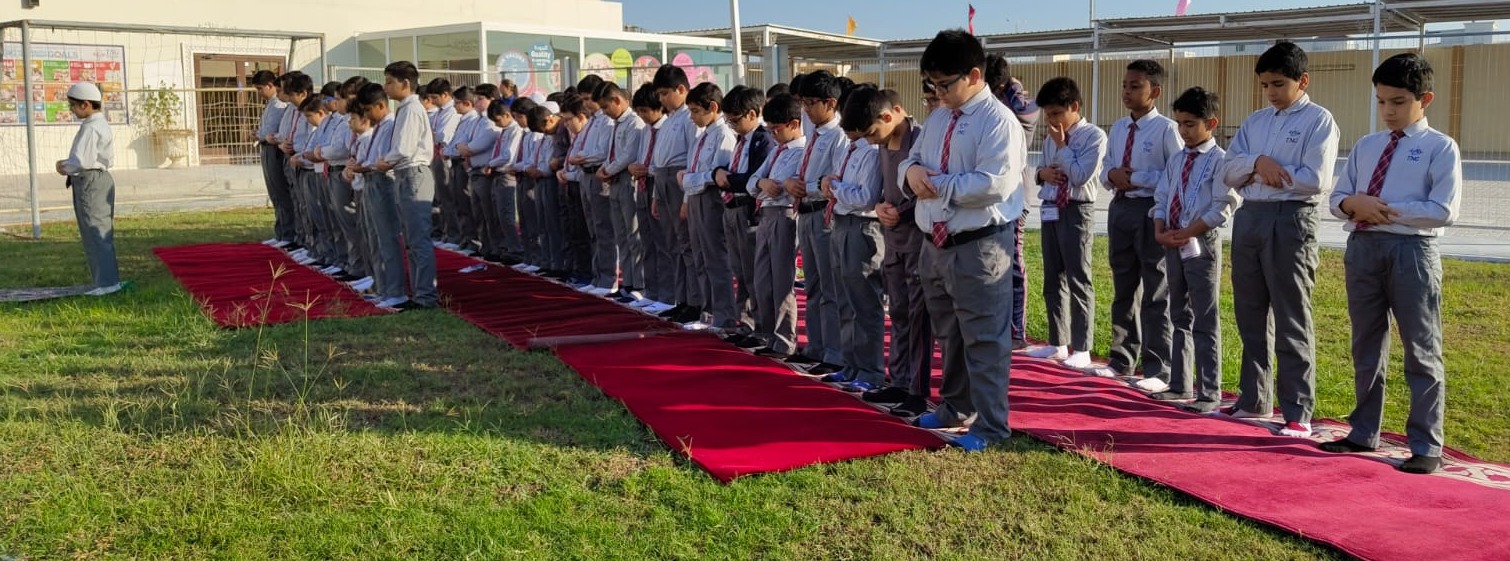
[1,42,128,126]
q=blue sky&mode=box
[623,0,1389,40]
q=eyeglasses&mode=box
[922,74,965,94]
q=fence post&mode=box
[1369,0,1382,135]
[21,20,42,239]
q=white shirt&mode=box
[385,95,434,169]
[602,110,646,177]
[749,136,808,208]
[1328,118,1462,237]
[798,115,849,198]
[1220,93,1341,203]
[902,86,1028,235]
[257,97,289,140]
[1153,138,1239,230]
[830,138,882,217]
[651,105,694,170]
[683,119,736,197]
[1100,108,1181,199]
[63,113,113,174]
[1034,118,1107,205]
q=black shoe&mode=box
[1182,401,1220,414]
[862,387,911,404]
[670,306,704,324]
[500,254,524,266]
[283,243,305,252]
[721,333,750,345]
[783,353,822,365]
[1011,338,1030,351]
[804,362,843,375]
[1318,438,1376,454]
[333,273,363,282]
[614,291,639,304]
[754,348,788,359]
[1398,454,1442,474]
[657,304,687,319]
[888,396,929,418]
[1150,391,1194,402]
[735,337,767,349]
[392,300,434,312]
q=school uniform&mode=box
[1152,138,1236,405]
[877,118,931,398]
[62,112,118,289]
[829,138,887,385]
[904,86,1028,444]
[1034,119,1106,354]
[1102,110,1180,380]
[282,110,314,253]
[997,81,1039,345]
[445,109,482,247]
[748,135,807,355]
[361,115,406,300]
[683,118,739,326]
[650,105,698,306]
[321,112,365,277]
[574,111,618,289]
[463,117,502,255]
[1219,93,1340,424]
[1328,117,1460,457]
[716,125,774,333]
[485,121,526,257]
[383,94,439,307]
[430,101,460,243]
[347,128,378,282]
[511,131,545,266]
[795,115,850,365]
[258,97,296,243]
[557,126,593,281]
[637,117,669,303]
[602,110,648,293]
[301,115,340,266]
[536,131,571,274]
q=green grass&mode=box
[1,207,1505,560]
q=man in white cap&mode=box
[55,82,121,296]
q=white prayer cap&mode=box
[542,101,560,115]
[67,82,102,102]
[528,92,547,104]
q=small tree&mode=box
[134,82,185,134]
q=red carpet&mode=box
[430,250,945,481]
[154,243,388,328]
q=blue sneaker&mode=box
[914,412,954,430]
[949,434,989,452]
[819,371,853,383]
[839,380,876,393]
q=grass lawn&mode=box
[2,207,1506,560]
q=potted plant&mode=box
[135,82,194,168]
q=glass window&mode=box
[582,38,662,89]
[486,31,580,97]
[358,39,386,68]
[666,44,736,90]
[389,36,416,64]
[417,31,481,72]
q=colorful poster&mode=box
[610,48,633,83]
[582,52,615,82]
[496,50,535,97]
[1,42,128,126]
[632,55,660,88]
[671,52,695,71]
[528,42,558,95]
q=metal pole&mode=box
[319,36,328,83]
[878,44,887,89]
[21,20,41,239]
[1369,0,1382,134]
[1090,0,1101,125]
[1418,23,1426,52]
[729,0,746,86]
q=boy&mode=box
[508,98,545,271]
[986,54,1038,350]
[483,100,526,263]
[318,77,369,285]
[1025,77,1105,371]
[1152,87,1237,412]
[595,83,650,305]
[630,85,673,314]
[348,83,407,308]
[339,104,377,295]
[461,91,504,260]
[295,94,341,274]
[1099,60,1181,387]
[531,101,573,282]
[1319,53,1460,474]
[377,61,439,310]
[680,82,738,329]
[253,70,295,247]
[747,94,808,358]
[556,95,596,289]
[864,89,931,417]
[904,30,1028,451]
[569,77,618,295]
[713,86,772,341]
[444,86,481,253]
[276,73,314,262]
[826,86,887,393]
[649,65,700,322]
[426,79,459,248]
[55,82,120,296]
[1219,42,1340,438]
[788,70,850,371]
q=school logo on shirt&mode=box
[1407,147,1424,162]
[1286,129,1303,144]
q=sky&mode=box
[621,0,1404,40]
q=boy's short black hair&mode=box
[547,90,570,104]
[687,82,723,110]
[920,29,986,78]
[765,82,790,98]
[763,93,801,126]
[1035,77,1082,109]
[452,86,475,103]
[424,78,452,98]
[320,81,341,98]
[592,80,615,102]
[526,105,551,133]
[652,64,689,91]
[339,76,369,98]
[282,71,314,95]
[509,97,537,116]
[594,82,626,103]
[558,94,585,117]
[576,74,605,98]
[798,70,842,101]
[631,83,662,111]
[1125,59,1167,87]
[839,85,887,133]
[474,83,500,100]
[1255,42,1308,80]
[68,97,102,110]
[250,70,279,86]
[299,94,326,114]
[1372,52,1434,99]
[789,73,807,95]
[487,99,512,119]
[382,62,420,89]
[1171,87,1220,120]
[721,85,765,117]
[984,54,1011,93]
[353,83,387,113]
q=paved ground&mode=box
[3,159,1509,262]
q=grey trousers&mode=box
[517,175,541,265]
[70,170,119,288]
[430,157,450,240]
[833,214,887,384]
[1166,230,1223,404]
[689,191,736,326]
[260,144,297,242]
[328,170,365,277]
[1040,203,1096,351]
[637,178,668,302]
[351,184,378,281]
[287,167,312,252]
[469,172,497,254]
[1230,201,1319,424]
[883,247,932,396]
[653,167,695,305]
[362,172,406,299]
[1343,232,1446,457]
[535,176,567,271]
[798,209,842,364]
[752,206,799,354]
[449,159,475,245]
[920,223,1016,443]
[1107,197,1172,380]
[562,180,592,277]
[609,174,644,290]
[491,175,523,256]
[310,171,344,267]
[585,175,619,289]
[395,165,439,306]
[723,204,759,332]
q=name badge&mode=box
[1040,204,1060,223]
[1180,238,1202,261]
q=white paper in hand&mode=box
[1179,238,1202,261]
